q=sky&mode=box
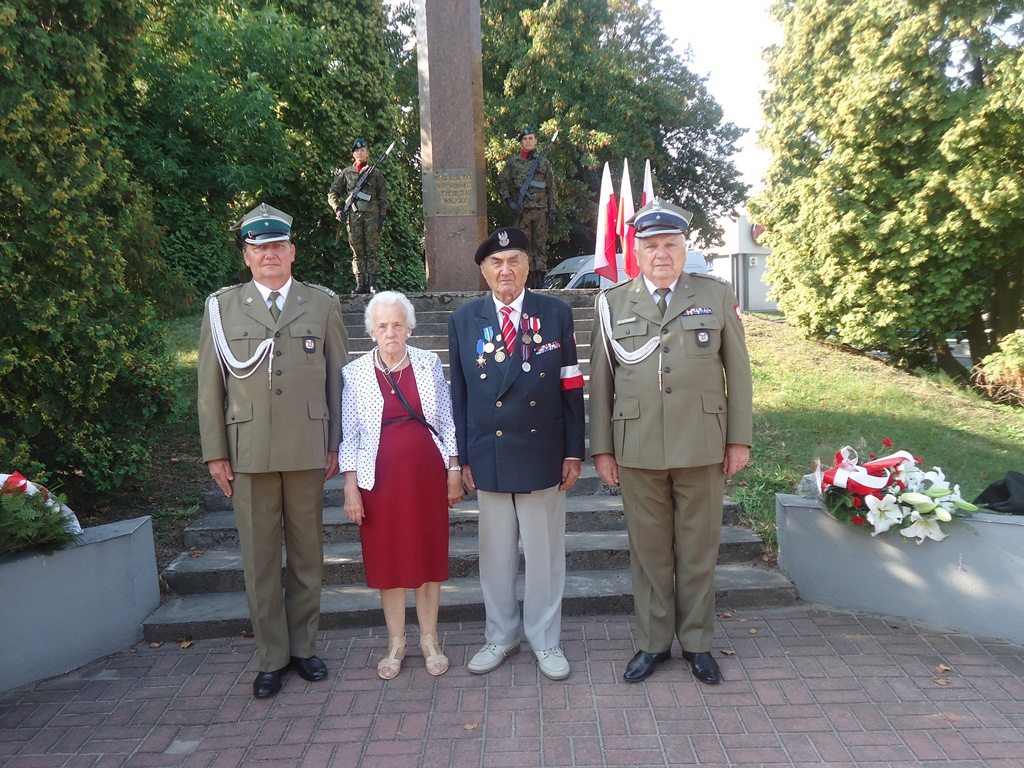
[648,0,783,194]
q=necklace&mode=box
[374,347,409,394]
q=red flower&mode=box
[851,496,863,508]
[882,438,893,447]
[869,454,876,459]
[852,515,867,525]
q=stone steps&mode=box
[143,291,796,643]
[145,565,796,642]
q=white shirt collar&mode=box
[491,289,526,323]
[641,274,678,299]
[253,277,292,304]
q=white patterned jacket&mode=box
[339,345,458,490]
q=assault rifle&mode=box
[340,141,395,223]
[514,130,559,214]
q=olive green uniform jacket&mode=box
[588,273,752,468]
[198,280,347,472]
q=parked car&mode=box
[544,250,708,290]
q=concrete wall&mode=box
[705,214,777,313]
[777,495,1024,645]
[0,517,160,693]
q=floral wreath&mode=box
[815,439,977,543]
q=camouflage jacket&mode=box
[498,152,557,211]
[328,163,388,216]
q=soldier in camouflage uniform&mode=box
[498,127,557,289]
[329,138,388,294]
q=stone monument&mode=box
[415,0,488,291]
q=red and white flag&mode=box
[641,159,655,207]
[617,159,638,279]
[594,162,618,283]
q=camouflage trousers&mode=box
[517,207,550,272]
[346,212,380,277]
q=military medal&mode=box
[482,327,496,354]
[494,349,506,363]
[528,316,542,344]
[476,355,486,367]
[521,341,532,372]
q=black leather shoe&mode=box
[253,665,289,698]
[290,656,328,682]
[623,649,671,682]
[682,650,722,685]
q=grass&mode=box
[730,314,1024,558]
[87,311,1024,571]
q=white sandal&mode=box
[420,633,449,676]
[377,635,407,680]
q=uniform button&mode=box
[496,430,503,437]
[625,330,631,335]
[496,401,503,407]
[539,372,546,378]
[275,350,282,356]
[661,328,668,334]
[530,401,536,407]
[664,366,671,373]
[275,370,282,376]
[663,347,670,353]
[275,389,283,395]
[243,331,249,337]
[275,331,282,338]
[530,429,537,434]
[718,405,724,411]
[665,387,673,394]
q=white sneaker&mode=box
[534,646,570,680]
[468,641,521,674]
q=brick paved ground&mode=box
[2,604,1024,768]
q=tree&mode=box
[126,0,425,298]
[752,0,1024,375]
[481,0,747,254]
[0,0,186,500]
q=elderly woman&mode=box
[340,291,463,679]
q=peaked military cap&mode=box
[352,137,368,151]
[474,227,529,264]
[230,203,293,245]
[517,126,536,141]
[628,197,693,238]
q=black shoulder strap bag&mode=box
[381,366,440,438]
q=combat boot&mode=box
[368,275,378,294]
[354,274,368,294]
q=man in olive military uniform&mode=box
[589,198,753,686]
[497,127,557,289]
[329,138,388,294]
[198,203,349,698]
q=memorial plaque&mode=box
[423,169,480,217]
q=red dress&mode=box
[359,367,450,589]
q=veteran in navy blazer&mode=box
[448,227,585,680]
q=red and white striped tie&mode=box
[500,305,516,358]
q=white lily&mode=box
[898,491,940,515]
[864,493,904,536]
[900,509,949,543]
[924,467,950,492]
[899,461,925,492]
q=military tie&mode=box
[268,290,281,322]
[655,288,671,316]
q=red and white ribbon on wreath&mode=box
[820,446,916,496]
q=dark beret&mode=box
[474,227,529,264]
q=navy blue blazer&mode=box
[448,290,586,493]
